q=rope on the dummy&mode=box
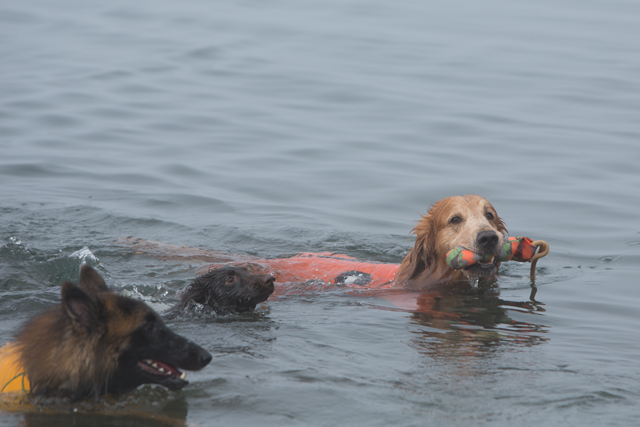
[529,240,549,280]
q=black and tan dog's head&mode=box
[14,265,212,400]
[168,266,275,317]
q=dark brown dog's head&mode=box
[174,266,275,316]
[394,194,507,288]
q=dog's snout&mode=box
[188,345,212,369]
[476,230,499,247]
[199,349,213,367]
[263,275,275,288]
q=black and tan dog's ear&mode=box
[62,281,99,331]
[78,265,109,296]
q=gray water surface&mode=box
[1,0,640,426]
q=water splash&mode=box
[70,246,99,264]
[8,236,22,246]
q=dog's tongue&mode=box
[139,359,186,379]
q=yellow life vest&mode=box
[0,343,29,393]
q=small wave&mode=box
[7,236,22,246]
[120,284,173,313]
[70,246,99,264]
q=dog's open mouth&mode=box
[138,359,187,381]
[473,255,496,269]
[464,254,499,276]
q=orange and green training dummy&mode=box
[446,236,538,269]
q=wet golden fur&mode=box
[393,195,507,289]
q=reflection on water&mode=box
[2,387,190,427]
[409,285,548,365]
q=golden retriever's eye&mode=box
[449,216,462,224]
[485,212,495,221]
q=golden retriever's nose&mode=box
[476,230,499,248]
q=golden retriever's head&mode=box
[395,195,507,288]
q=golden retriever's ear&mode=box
[406,215,437,280]
[496,215,507,234]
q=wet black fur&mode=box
[165,266,275,318]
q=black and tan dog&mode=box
[0,265,211,400]
[164,266,275,318]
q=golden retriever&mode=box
[393,194,507,289]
